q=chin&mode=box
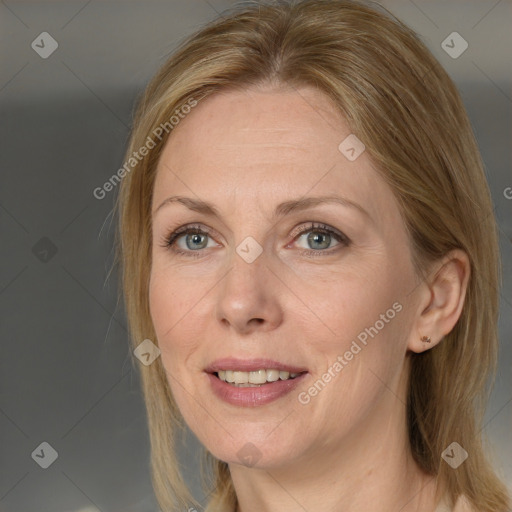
[204,429,306,470]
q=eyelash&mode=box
[159,222,350,258]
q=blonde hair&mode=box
[116,1,511,510]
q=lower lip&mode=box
[206,372,308,407]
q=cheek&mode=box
[148,267,203,367]
[298,280,409,437]
[307,259,401,340]
[149,272,177,342]
[305,259,410,388]
[148,269,207,418]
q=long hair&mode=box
[116,1,511,510]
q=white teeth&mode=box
[266,369,280,382]
[249,369,267,384]
[233,371,249,384]
[216,369,302,386]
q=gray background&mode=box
[0,1,510,511]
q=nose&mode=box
[215,249,283,335]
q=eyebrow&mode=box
[153,194,370,219]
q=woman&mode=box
[116,1,511,511]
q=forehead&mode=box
[159,86,346,171]
[153,86,400,230]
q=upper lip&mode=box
[205,357,308,374]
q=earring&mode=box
[421,335,431,343]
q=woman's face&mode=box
[149,85,421,469]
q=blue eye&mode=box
[162,224,216,256]
[180,232,209,250]
[294,224,345,251]
[161,222,349,258]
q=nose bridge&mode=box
[221,199,270,278]
[215,241,282,332]
[222,242,267,304]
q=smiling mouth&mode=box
[213,369,306,387]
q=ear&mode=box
[408,249,470,353]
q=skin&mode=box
[149,85,470,512]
